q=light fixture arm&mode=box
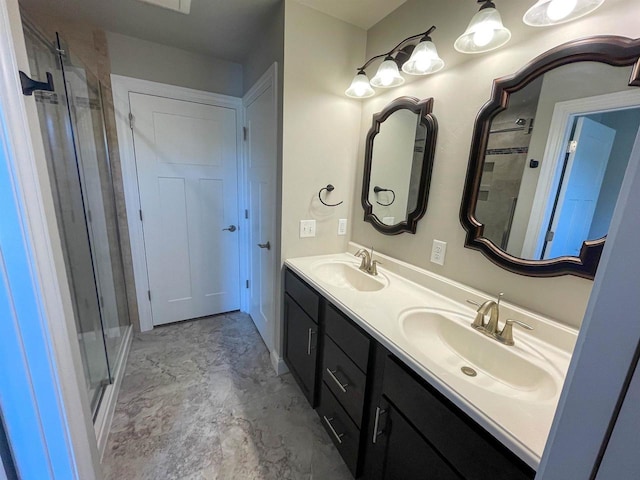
[357,26,437,72]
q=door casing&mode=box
[111,75,246,331]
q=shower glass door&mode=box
[22,20,131,416]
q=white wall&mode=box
[350,0,639,329]
[281,1,366,260]
[278,0,366,353]
[107,32,243,97]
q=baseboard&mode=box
[94,325,133,461]
[270,349,289,376]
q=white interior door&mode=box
[244,73,277,348]
[545,117,615,258]
[130,93,240,326]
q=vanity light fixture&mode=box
[523,0,605,26]
[345,26,444,99]
[454,0,511,54]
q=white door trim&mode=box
[111,75,244,331]
[521,89,640,258]
[242,63,279,360]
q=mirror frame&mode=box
[362,96,438,235]
[460,36,640,279]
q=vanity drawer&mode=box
[323,336,367,428]
[317,382,361,477]
[285,269,320,322]
[382,356,535,480]
[325,303,370,372]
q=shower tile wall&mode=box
[22,6,140,332]
[476,106,538,250]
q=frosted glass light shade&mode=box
[454,6,511,54]
[345,71,375,98]
[523,0,605,26]
[402,39,445,75]
[370,58,405,88]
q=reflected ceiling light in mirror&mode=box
[371,56,405,88]
[345,26,444,98]
[455,0,511,54]
[523,0,605,26]
[345,70,375,98]
[402,35,445,75]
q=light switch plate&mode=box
[430,239,447,265]
[300,220,316,238]
[338,219,347,236]
[382,216,395,224]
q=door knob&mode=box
[258,241,271,250]
[222,225,237,232]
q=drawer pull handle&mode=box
[323,416,344,444]
[372,407,387,444]
[326,368,348,393]
[307,328,315,356]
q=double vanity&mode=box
[283,249,576,479]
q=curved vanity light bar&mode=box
[345,26,444,99]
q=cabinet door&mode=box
[370,400,462,480]
[283,294,318,406]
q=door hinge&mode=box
[246,280,249,289]
[129,112,135,130]
[147,290,151,301]
[243,126,247,141]
[567,140,578,153]
[139,209,143,222]
[546,231,555,242]
[87,209,92,223]
[244,209,249,219]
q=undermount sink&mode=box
[399,308,558,401]
[311,261,388,292]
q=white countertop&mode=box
[285,252,577,469]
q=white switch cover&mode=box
[382,216,395,224]
[337,219,347,236]
[430,239,447,265]
[300,220,316,238]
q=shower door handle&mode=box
[257,241,271,250]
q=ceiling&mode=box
[296,0,407,30]
[19,0,407,63]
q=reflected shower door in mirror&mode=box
[362,97,437,235]
[461,37,640,278]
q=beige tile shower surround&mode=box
[21,7,140,331]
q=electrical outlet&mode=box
[337,219,347,236]
[430,239,447,265]
[299,219,316,238]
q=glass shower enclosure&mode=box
[22,20,131,417]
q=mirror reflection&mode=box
[362,96,437,235]
[369,110,426,225]
[476,62,640,260]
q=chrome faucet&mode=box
[355,247,380,276]
[467,292,504,335]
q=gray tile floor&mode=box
[102,311,353,480]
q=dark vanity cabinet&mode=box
[283,270,321,406]
[365,354,535,480]
[317,303,372,477]
[283,267,535,480]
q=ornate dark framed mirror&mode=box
[362,96,438,235]
[460,36,640,279]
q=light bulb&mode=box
[546,0,578,20]
[473,24,495,47]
